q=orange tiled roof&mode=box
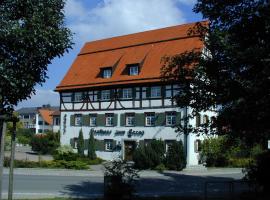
[38,109,55,125]
[56,21,207,91]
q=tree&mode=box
[77,129,84,157]
[166,141,186,170]
[161,0,270,147]
[88,130,96,160]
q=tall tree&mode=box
[161,0,270,147]
[77,129,84,157]
[0,1,72,198]
[88,130,96,160]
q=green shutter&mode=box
[110,89,114,99]
[70,138,75,148]
[113,114,118,126]
[82,115,90,126]
[70,115,75,126]
[135,113,145,126]
[196,114,201,127]
[97,91,101,100]
[161,85,165,97]
[84,139,89,150]
[118,89,123,99]
[155,113,165,126]
[120,114,125,126]
[112,140,117,150]
[146,87,151,98]
[176,112,181,125]
[132,88,136,99]
[95,139,105,151]
[97,114,105,126]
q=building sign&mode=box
[90,128,144,137]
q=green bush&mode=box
[133,140,165,170]
[165,141,186,170]
[154,163,166,173]
[228,158,252,168]
[4,134,11,151]
[17,128,35,145]
[244,151,270,194]
[4,157,89,170]
[30,131,60,154]
[77,129,84,156]
[88,131,96,160]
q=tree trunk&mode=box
[0,120,7,200]
[8,121,16,200]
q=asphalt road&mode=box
[2,169,249,199]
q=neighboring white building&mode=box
[55,21,214,166]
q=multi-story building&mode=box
[55,21,214,166]
[17,105,60,134]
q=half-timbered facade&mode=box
[55,21,213,166]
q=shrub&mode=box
[133,140,165,170]
[228,158,252,168]
[30,131,60,154]
[104,159,139,199]
[4,134,11,151]
[53,145,78,161]
[244,151,270,194]
[88,131,96,160]
[17,128,35,145]
[165,141,186,171]
[155,163,166,173]
[77,129,84,156]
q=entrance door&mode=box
[124,141,136,161]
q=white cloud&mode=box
[17,89,59,109]
[65,0,194,45]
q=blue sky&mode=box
[17,0,202,108]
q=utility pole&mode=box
[8,117,18,200]
[0,116,7,200]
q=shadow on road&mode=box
[61,172,250,199]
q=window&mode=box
[74,92,83,102]
[38,121,43,125]
[44,122,49,126]
[165,140,176,152]
[38,129,42,133]
[89,91,98,102]
[126,113,135,126]
[105,139,113,151]
[54,117,60,126]
[75,114,82,126]
[62,93,72,102]
[105,114,114,126]
[101,90,111,100]
[203,115,209,124]
[102,68,112,78]
[129,64,139,75]
[89,115,97,126]
[151,86,161,98]
[145,113,155,126]
[122,88,132,99]
[194,139,202,153]
[23,114,30,119]
[166,112,176,126]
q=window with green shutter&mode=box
[176,112,181,125]
[135,113,145,126]
[113,114,118,126]
[155,113,165,126]
[82,115,90,126]
[70,115,75,126]
[95,139,105,151]
[120,114,125,126]
[97,114,105,126]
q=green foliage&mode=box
[30,131,60,154]
[4,134,11,151]
[165,141,186,170]
[0,0,72,114]
[154,163,167,173]
[133,140,165,170]
[104,159,139,199]
[4,157,89,170]
[16,128,35,145]
[244,151,270,194]
[161,0,270,147]
[77,129,84,156]
[88,131,96,160]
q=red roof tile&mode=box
[56,21,206,91]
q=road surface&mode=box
[2,168,248,199]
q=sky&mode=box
[17,0,202,108]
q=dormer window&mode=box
[102,68,112,78]
[128,64,139,76]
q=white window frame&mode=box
[74,92,83,102]
[105,140,113,151]
[145,113,155,126]
[129,65,139,75]
[89,115,97,126]
[166,112,176,126]
[151,86,161,98]
[122,88,132,99]
[106,114,114,126]
[75,115,82,126]
[103,68,112,78]
[101,90,110,100]
[126,114,135,126]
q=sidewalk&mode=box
[3,166,244,177]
